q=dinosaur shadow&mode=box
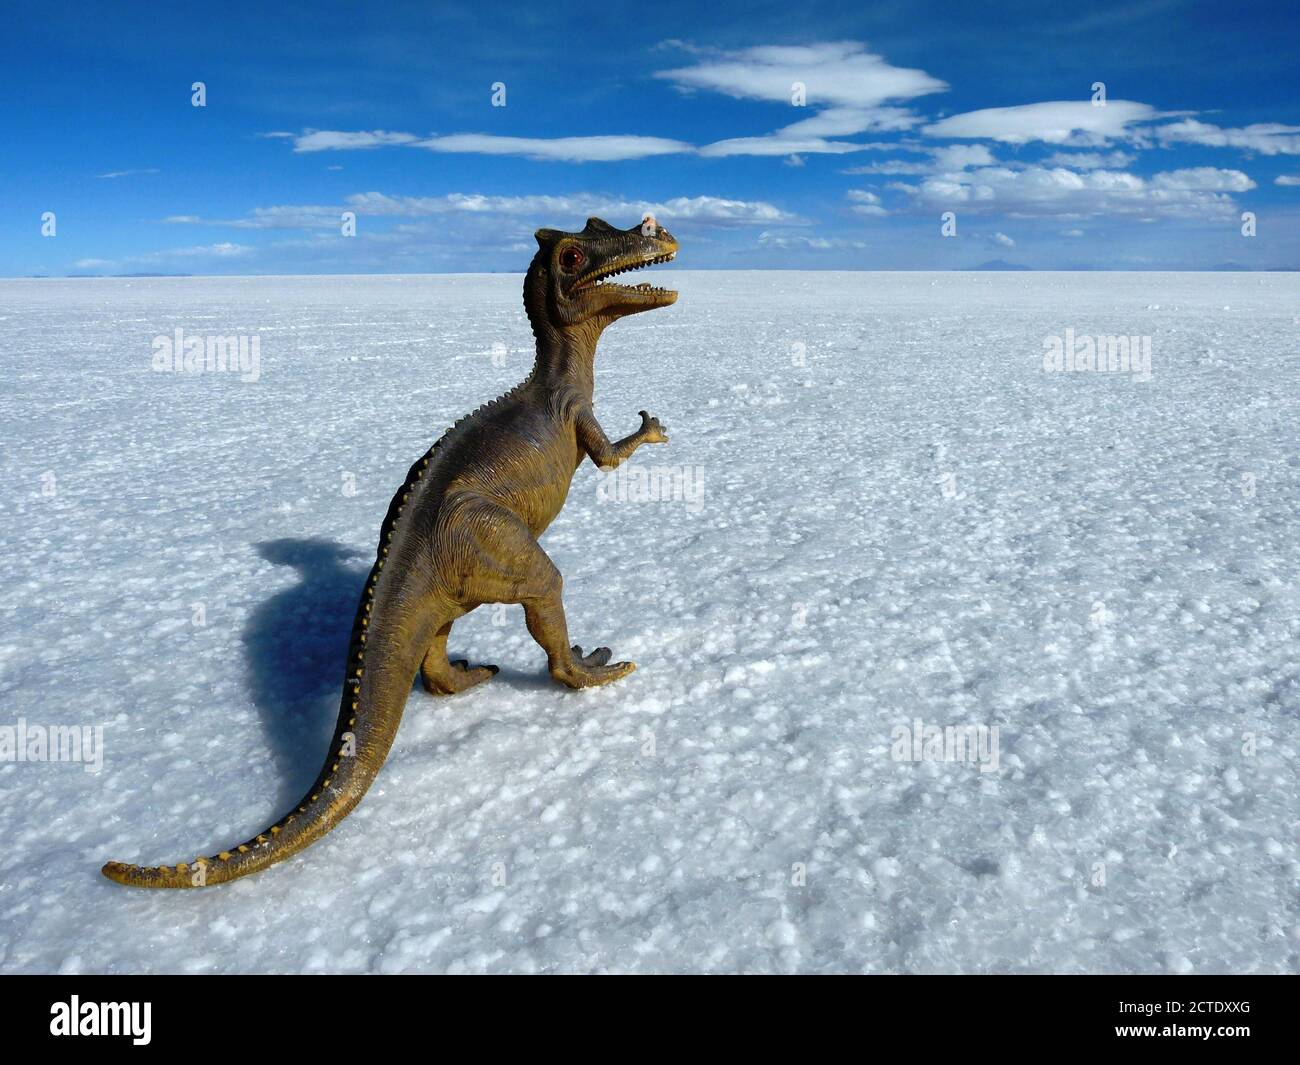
[243,538,367,809]
[243,538,564,809]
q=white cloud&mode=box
[1276,175,1300,186]
[924,100,1158,145]
[292,130,421,152]
[168,192,798,233]
[993,232,1015,247]
[98,168,159,179]
[346,191,796,226]
[1041,150,1136,169]
[700,135,876,157]
[71,243,250,272]
[841,159,932,176]
[170,242,250,257]
[846,189,888,217]
[842,143,999,176]
[412,133,692,162]
[930,144,998,170]
[1155,119,1300,155]
[164,205,344,230]
[698,105,924,157]
[895,164,1248,220]
[758,231,867,250]
[283,128,691,162]
[657,42,946,109]
[660,42,945,157]
[1150,168,1255,191]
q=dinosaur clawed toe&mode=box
[571,644,613,667]
[555,650,636,689]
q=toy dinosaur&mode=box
[102,216,679,888]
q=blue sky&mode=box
[4,0,1299,274]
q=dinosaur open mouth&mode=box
[574,250,677,297]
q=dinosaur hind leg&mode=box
[523,589,634,689]
[421,619,498,695]
[443,495,635,690]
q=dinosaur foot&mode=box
[554,647,636,689]
[423,659,498,695]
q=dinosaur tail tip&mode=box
[101,859,158,886]
[100,859,197,888]
[101,860,130,882]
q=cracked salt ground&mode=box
[0,272,1296,973]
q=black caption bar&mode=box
[0,973,1289,1052]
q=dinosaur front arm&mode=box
[576,406,668,470]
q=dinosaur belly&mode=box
[510,444,579,537]
[444,414,577,539]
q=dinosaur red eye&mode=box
[559,247,584,271]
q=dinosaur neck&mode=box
[524,257,604,398]
[533,326,602,396]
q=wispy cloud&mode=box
[291,129,421,151]
[282,128,690,162]
[277,43,952,165]
[841,144,998,176]
[165,206,344,229]
[163,191,799,230]
[660,42,946,157]
[1041,149,1136,169]
[758,231,867,250]
[412,134,693,162]
[70,242,250,273]
[924,100,1158,145]
[98,168,160,179]
[893,165,1254,220]
[656,42,946,110]
[846,190,887,217]
[353,191,797,226]
[701,135,879,157]
[1154,119,1300,155]
[1151,167,1255,191]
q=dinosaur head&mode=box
[527,216,679,330]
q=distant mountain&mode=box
[968,260,1033,271]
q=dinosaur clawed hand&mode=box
[555,645,636,689]
[638,410,669,444]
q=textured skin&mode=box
[102,217,679,888]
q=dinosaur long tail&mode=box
[101,509,449,890]
[102,444,444,888]
[101,619,427,888]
